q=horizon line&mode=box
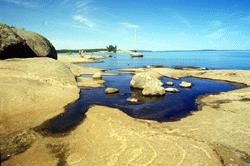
[57,48,250,52]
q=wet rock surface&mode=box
[0,130,37,162]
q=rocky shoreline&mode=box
[1,23,249,166]
[1,60,250,165]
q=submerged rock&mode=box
[142,86,166,96]
[0,23,57,60]
[130,72,163,89]
[165,87,180,93]
[105,87,119,94]
[126,97,139,103]
[179,81,192,88]
[166,81,174,86]
[77,77,105,88]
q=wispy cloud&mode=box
[207,28,226,40]
[120,22,139,29]
[72,15,95,28]
[2,0,37,8]
[174,14,192,28]
[75,0,90,13]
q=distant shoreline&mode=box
[57,49,250,53]
[154,49,250,52]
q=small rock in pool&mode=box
[165,88,180,93]
[105,87,119,94]
[126,97,139,103]
[93,72,102,79]
[179,81,192,88]
[165,81,174,86]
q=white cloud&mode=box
[72,15,95,28]
[2,0,37,8]
[120,22,139,29]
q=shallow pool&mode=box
[38,74,239,134]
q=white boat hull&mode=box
[130,52,143,57]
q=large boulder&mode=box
[130,72,163,89]
[13,28,57,59]
[0,24,57,60]
[130,72,165,96]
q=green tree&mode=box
[106,45,117,53]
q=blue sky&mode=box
[1,0,250,50]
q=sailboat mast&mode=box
[134,28,137,51]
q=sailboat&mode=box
[130,28,143,57]
[130,51,143,57]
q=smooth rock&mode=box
[179,81,192,88]
[77,77,105,88]
[126,97,139,102]
[0,23,57,60]
[165,87,180,93]
[93,72,102,79]
[130,72,163,89]
[0,24,34,59]
[0,58,79,134]
[142,86,166,96]
[13,28,57,59]
[105,87,119,94]
[166,81,174,86]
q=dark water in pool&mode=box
[79,74,238,122]
[43,51,249,134]
[38,74,239,135]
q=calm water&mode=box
[40,74,240,134]
[82,51,250,70]
[78,75,238,121]
[41,51,248,134]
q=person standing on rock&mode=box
[79,50,85,58]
